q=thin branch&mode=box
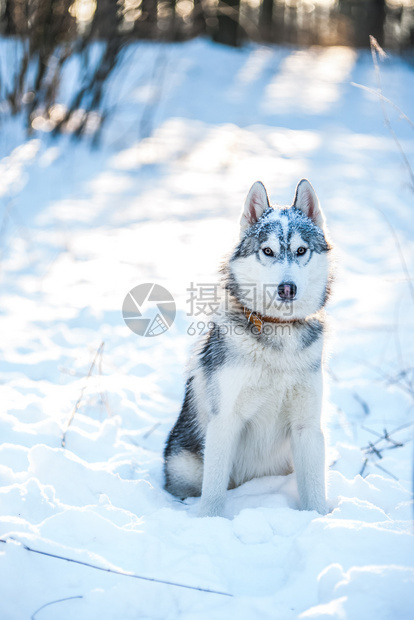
[369,36,414,190]
[58,366,85,378]
[360,458,368,477]
[382,421,414,435]
[143,422,161,439]
[351,82,414,131]
[361,423,413,451]
[383,428,404,447]
[0,199,31,245]
[139,46,168,141]
[0,538,232,598]
[361,425,383,439]
[61,342,105,448]
[353,393,370,416]
[360,423,413,481]
[97,342,112,418]
[393,294,405,371]
[373,462,399,481]
[367,441,383,458]
[373,205,414,309]
[31,596,83,620]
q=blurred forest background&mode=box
[1,0,413,48]
[0,0,413,138]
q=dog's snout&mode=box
[278,281,297,300]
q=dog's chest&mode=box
[224,324,322,425]
[231,323,320,377]
[231,387,294,485]
[229,340,308,485]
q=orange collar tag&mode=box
[243,307,298,332]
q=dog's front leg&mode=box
[198,412,243,518]
[290,379,328,515]
[291,423,328,514]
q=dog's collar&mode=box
[243,307,299,332]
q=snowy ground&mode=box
[0,39,414,619]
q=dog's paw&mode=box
[316,503,329,516]
[197,499,225,518]
[302,499,329,515]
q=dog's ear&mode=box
[240,181,270,235]
[292,179,325,230]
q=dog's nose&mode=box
[278,282,297,300]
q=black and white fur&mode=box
[164,179,333,517]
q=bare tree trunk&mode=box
[3,0,16,34]
[260,0,274,42]
[134,0,158,38]
[193,0,206,37]
[214,0,240,46]
[91,0,121,39]
[369,0,386,47]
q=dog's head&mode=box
[228,180,332,320]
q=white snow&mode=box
[0,38,413,619]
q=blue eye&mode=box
[297,247,307,256]
[263,247,274,257]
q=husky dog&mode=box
[164,179,333,517]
